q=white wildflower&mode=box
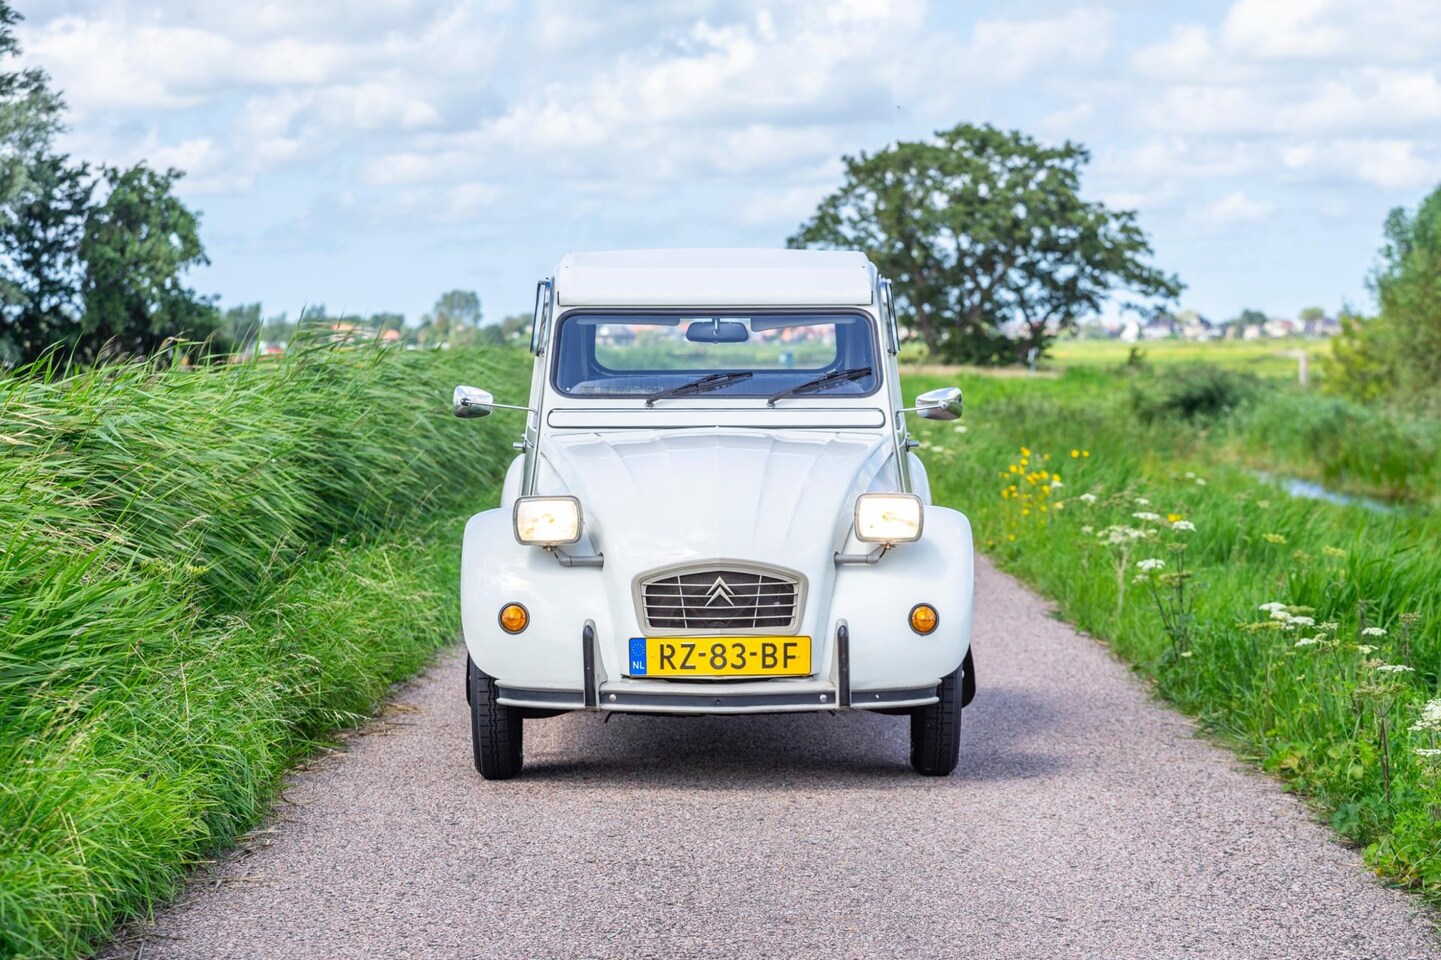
[1362,626,1387,637]
[1132,511,1163,522]
[1294,637,1321,648]
[1356,644,1377,655]
[1080,525,1094,535]
[1416,748,1441,759]
[1134,497,1151,506]
[1270,609,1293,621]
[1258,602,1288,613]
[1374,664,1414,675]
[1078,493,1098,503]
[1180,651,1193,658]
[1195,478,1207,486]
[1289,616,1315,627]
[1051,478,1064,488]
[1136,558,1166,573]
[1412,699,1441,733]
[1171,520,1196,533]
[1184,471,1196,479]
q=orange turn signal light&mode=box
[909,603,939,636]
[498,603,530,634]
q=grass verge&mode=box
[0,345,524,959]
[907,369,1441,898]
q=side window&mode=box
[530,278,553,356]
[879,278,899,356]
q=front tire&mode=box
[910,666,962,776]
[468,657,523,780]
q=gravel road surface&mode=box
[118,558,1439,960]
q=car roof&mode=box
[554,248,876,308]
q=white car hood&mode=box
[538,429,895,576]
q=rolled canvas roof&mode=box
[554,248,876,308]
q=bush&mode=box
[1131,364,1260,424]
[1231,390,1441,499]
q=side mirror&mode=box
[915,386,963,421]
[453,385,494,418]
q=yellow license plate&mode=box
[628,636,811,678]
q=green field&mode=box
[0,344,527,960]
[908,365,1441,898]
[1047,336,1332,379]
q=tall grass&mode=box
[909,369,1441,897]
[0,343,527,959]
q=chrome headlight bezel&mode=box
[854,493,924,544]
[513,496,583,546]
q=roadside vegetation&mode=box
[0,343,527,959]
[908,363,1441,898]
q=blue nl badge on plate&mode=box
[628,637,647,676]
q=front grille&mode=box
[640,567,801,633]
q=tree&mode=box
[1327,185,1441,409]
[0,1,75,365]
[478,311,531,346]
[0,2,63,223]
[1299,306,1326,323]
[418,290,482,348]
[789,123,1180,364]
[434,289,481,329]
[77,164,218,361]
[1236,308,1268,328]
[0,153,90,364]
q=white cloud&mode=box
[1221,0,1441,64]
[962,9,1114,82]
[1284,139,1441,189]
[1200,190,1275,225]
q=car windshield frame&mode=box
[548,308,884,402]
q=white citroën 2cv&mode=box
[454,249,974,779]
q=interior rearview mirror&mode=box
[686,319,749,343]
[915,386,963,421]
[453,385,494,418]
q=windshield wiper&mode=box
[644,371,754,407]
[766,367,873,407]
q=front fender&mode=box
[460,508,611,690]
[827,506,974,691]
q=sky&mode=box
[18,0,1441,325]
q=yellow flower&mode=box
[1007,534,1016,541]
[1167,513,1183,523]
[1082,450,1090,458]
[1071,449,1080,458]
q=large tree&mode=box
[77,164,218,361]
[789,123,1181,364]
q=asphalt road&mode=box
[117,558,1439,960]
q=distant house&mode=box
[1302,315,1343,337]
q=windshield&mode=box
[551,312,880,400]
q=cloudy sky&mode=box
[19,0,1441,324]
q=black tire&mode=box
[468,657,523,780]
[960,648,976,708]
[910,666,962,776]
